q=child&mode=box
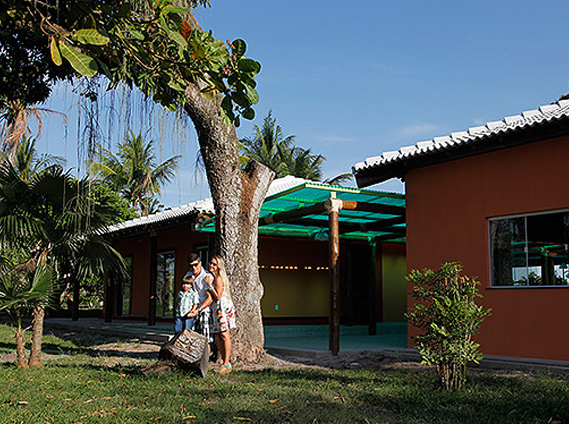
[174,274,200,335]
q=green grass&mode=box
[1,324,569,423]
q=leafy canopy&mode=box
[1,0,261,125]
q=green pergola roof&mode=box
[200,181,406,242]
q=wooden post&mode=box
[104,274,114,323]
[326,197,343,355]
[368,241,377,336]
[149,232,158,326]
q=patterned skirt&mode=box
[212,296,236,333]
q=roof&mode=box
[105,176,311,236]
[199,178,406,242]
[353,99,569,188]
[107,176,406,243]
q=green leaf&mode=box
[50,37,62,66]
[242,108,255,120]
[127,28,145,40]
[244,86,259,105]
[191,38,206,60]
[72,29,110,46]
[221,96,234,125]
[161,5,188,15]
[238,58,261,75]
[231,39,246,60]
[168,30,188,47]
[59,42,98,77]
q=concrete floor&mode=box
[44,317,408,354]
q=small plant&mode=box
[406,262,491,390]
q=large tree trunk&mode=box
[28,304,45,367]
[183,83,274,364]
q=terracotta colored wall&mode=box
[406,135,569,360]
[111,229,408,324]
[112,224,209,317]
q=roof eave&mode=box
[355,114,569,188]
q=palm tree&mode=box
[0,261,53,368]
[5,135,64,179]
[240,111,353,185]
[0,159,126,366]
[0,99,66,164]
[89,131,181,216]
[239,110,295,176]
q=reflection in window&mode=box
[121,257,133,315]
[490,211,569,286]
[157,251,176,318]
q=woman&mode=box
[207,255,236,374]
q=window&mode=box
[120,256,133,315]
[490,210,569,287]
[157,251,176,318]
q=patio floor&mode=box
[43,317,408,355]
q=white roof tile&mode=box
[353,100,569,178]
[105,176,311,235]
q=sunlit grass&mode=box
[1,323,569,423]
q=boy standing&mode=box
[174,275,199,335]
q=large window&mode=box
[157,251,176,318]
[490,210,569,287]
[120,256,133,315]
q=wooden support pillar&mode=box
[148,232,158,326]
[326,197,343,355]
[368,241,378,336]
[104,274,114,323]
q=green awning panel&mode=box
[199,181,405,242]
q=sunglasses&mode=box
[190,262,200,268]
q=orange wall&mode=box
[112,224,209,316]
[406,134,569,360]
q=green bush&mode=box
[406,262,491,390]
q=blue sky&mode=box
[38,0,569,207]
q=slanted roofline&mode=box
[352,100,569,188]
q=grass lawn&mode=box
[0,323,568,424]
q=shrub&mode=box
[405,262,491,390]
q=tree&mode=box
[0,158,126,366]
[239,110,295,175]
[1,0,271,363]
[0,262,53,368]
[89,131,181,216]
[240,111,353,185]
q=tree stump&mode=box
[158,328,209,377]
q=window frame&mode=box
[489,208,569,288]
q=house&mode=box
[352,99,569,361]
[103,176,408,350]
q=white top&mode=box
[189,267,213,311]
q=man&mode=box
[186,253,214,343]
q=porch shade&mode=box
[198,181,405,242]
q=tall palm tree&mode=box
[89,131,181,216]
[277,145,324,181]
[0,160,126,366]
[0,99,66,164]
[239,110,295,176]
[240,111,353,185]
